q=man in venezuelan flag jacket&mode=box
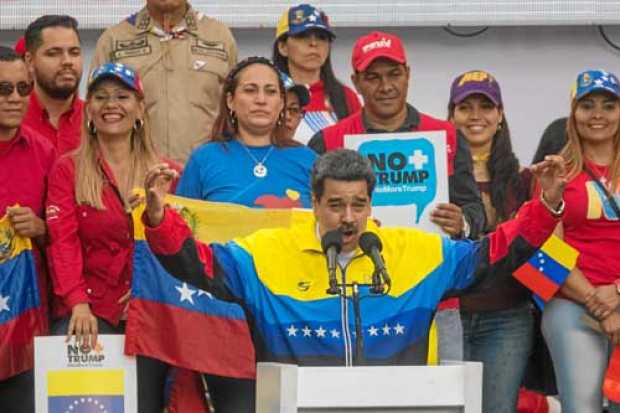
[143,149,567,370]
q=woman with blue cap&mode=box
[541,69,620,412]
[45,62,179,413]
[272,4,362,144]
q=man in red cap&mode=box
[309,31,485,239]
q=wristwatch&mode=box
[540,192,565,217]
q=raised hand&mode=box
[144,163,178,226]
[530,155,567,210]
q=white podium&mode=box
[256,362,482,413]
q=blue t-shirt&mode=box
[176,140,316,208]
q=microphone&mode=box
[321,230,343,295]
[359,232,391,293]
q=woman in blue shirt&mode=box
[177,56,316,209]
[175,56,316,412]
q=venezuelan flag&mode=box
[47,369,124,412]
[0,212,45,379]
[126,193,312,379]
[513,235,579,306]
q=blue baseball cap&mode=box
[280,72,310,107]
[88,62,144,96]
[573,69,620,100]
[276,4,334,40]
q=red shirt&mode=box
[305,80,362,114]
[562,162,620,285]
[0,126,57,320]
[23,92,83,156]
[46,154,181,325]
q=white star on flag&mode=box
[330,329,341,338]
[594,79,604,86]
[315,326,327,338]
[308,14,317,22]
[175,282,196,305]
[0,294,9,312]
[394,323,405,335]
[302,326,312,337]
[197,290,214,300]
[409,150,429,170]
[368,326,379,336]
[382,324,391,335]
[287,325,298,336]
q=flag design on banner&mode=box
[513,234,579,307]
[126,193,313,379]
[0,211,45,379]
[47,369,124,412]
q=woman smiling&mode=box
[542,69,620,413]
[46,63,178,413]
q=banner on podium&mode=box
[345,131,449,231]
[35,335,137,413]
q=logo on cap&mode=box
[581,72,592,87]
[362,38,392,54]
[458,71,494,87]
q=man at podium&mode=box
[142,149,567,410]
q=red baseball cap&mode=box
[351,31,407,72]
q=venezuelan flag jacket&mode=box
[145,197,559,367]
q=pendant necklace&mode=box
[239,141,275,178]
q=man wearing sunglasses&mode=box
[22,15,83,156]
[0,46,56,413]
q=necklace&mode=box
[239,141,275,178]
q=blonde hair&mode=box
[74,90,159,210]
[562,98,620,192]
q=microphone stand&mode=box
[351,282,364,365]
[326,278,386,365]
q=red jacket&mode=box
[309,107,456,175]
[0,126,56,328]
[46,154,181,324]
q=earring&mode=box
[229,110,237,128]
[276,111,285,126]
[87,120,97,135]
[134,119,144,132]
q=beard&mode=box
[34,66,80,100]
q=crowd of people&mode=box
[1,1,619,413]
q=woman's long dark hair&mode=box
[486,118,530,221]
[448,103,529,222]
[272,39,351,120]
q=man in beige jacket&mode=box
[91,0,237,163]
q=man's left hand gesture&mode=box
[530,155,567,211]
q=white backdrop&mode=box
[2,1,620,29]
[2,24,620,164]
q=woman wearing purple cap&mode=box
[272,4,361,144]
[45,62,180,413]
[447,70,534,412]
[539,69,620,412]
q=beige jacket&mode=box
[91,4,237,163]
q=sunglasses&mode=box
[0,81,34,97]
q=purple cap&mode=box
[449,70,502,106]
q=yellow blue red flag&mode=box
[513,234,579,307]
[0,211,46,380]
